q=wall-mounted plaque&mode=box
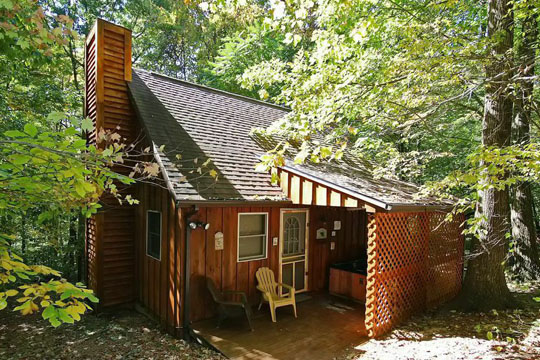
[316,228,327,240]
[215,232,224,250]
[334,221,341,230]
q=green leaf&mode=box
[16,38,29,50]
[24,123,38,137]
[57,308,74,324]
[49,316,61,327]
[4,130,26,138]
[10,154,31,165]
[74,183,86,197]
[42,305,56,320]
[81,117,93,132]
[86,293,99,303]
[0,0,14,10]
[5,289,18,297]
[47,111,66,123]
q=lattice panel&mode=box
[365,212,464,338]
[426,213,464,307]
[86,216,98,292]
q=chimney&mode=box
[84,19,136,307]
[84,18,133,147]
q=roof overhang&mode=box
[280,165,451,213]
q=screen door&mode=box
[280,209,308,294]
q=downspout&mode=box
[182,205,198,341]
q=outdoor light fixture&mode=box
[189,221,210,230]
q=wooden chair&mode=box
[206,278,254,331]
[255,267,297,322]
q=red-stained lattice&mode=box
[365,212,464,338]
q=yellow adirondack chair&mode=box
[255,267,297,322]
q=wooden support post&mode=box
[326,187,332,207]
[299,178,304,205]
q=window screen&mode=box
[147,211,161,260]
[238,213,267,261]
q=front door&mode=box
[280,209,309,294]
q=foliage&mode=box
[0,0,80,132]
[0,0,145,326]
[202,21,297,98]
[209,0,539,229]
[0,234,98,326]
[0,118,137,217]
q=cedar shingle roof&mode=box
[128,69,448,209]
[128,69,287,202]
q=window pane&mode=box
[238,214,267,261]
[282,263,293,294]
[295,262,305,291]
[147,212,161,259]
[239,235,265,259]
[239,214,265,236]
[282,212,306,256]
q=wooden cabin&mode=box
[84,19,464,354]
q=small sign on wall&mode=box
[334,221,341,231]
[215,232,224,250]
[316,228,327,240]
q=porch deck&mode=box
[191,294,368,360]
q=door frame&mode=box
[279,208,310,294]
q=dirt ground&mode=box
[0,283,539,360]
[0,308,223,360]
[349,282,540,360]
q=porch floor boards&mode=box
[191,293,368,360]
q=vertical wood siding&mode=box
[185,205,367,323]
[136,183,183,334]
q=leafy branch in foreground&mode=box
[0,234,98,326]
[0,117,137,218]
[0,112,155,326]
[420,143,540,254]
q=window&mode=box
[238,213,268,261]
[146,211,161,260]
[283,216,301,256]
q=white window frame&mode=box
[237,212,269,262]
[146,210,162,261]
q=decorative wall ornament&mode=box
[316,228,327,240]
[214,231,224,250]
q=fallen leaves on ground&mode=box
[347,282,540,360]
[0,308,223,360]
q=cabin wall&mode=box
[135,182,184,335]
[186,205,367,323]
[84,19,137,307]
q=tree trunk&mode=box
[460,0,514,309]
[509,7,540,281]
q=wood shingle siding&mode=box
[84,19,136,307]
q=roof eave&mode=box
[280,165,393,211]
